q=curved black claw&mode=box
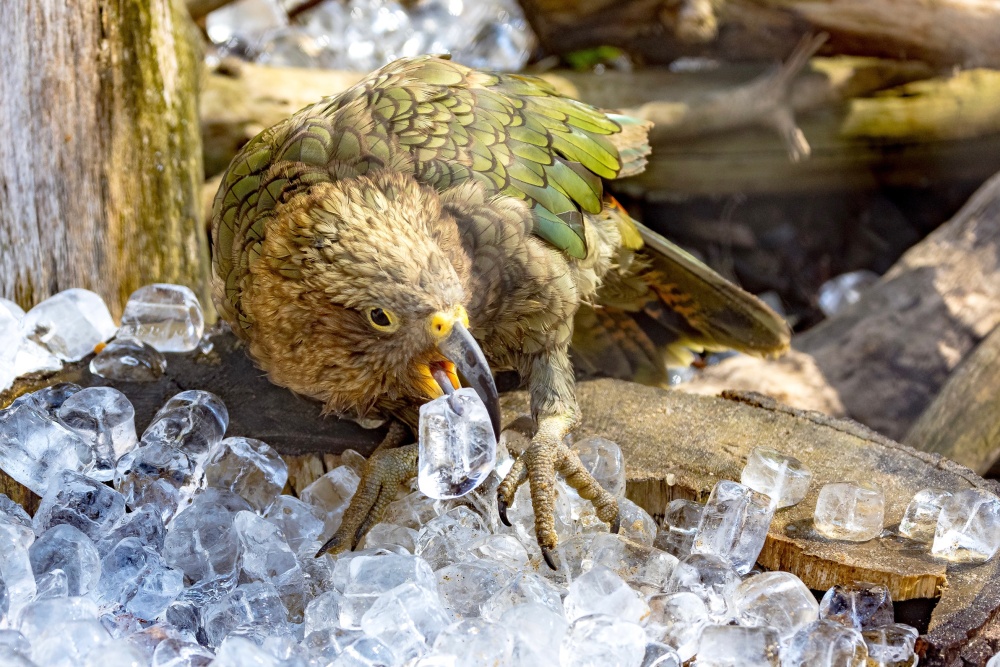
[542,545,561,572]
[497,495,511,527]
[610,510,621,535]
[315,532,348,558]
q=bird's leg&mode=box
[316,420,417,557]
[496,350,620,569]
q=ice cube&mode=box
[733,571,818,639]
[384,490,445,530]
[89,338,167,382]
[142,390,229,465]
[211,635,283,667]
[818,270,879,317]
[329,635,399,667]
[501,602,567,667]
[33,470,126,540]
[654,499,703,558]
[741,447,812,508]
[696,625,780,666]
[81,643,147,667]
[11,383,81,415]
[18,596,99,640]
[781,619,869,666]
[204,436,287,513]
[572,437,626,498]
[0,494,36,547]
[0,308,21,391]
[819,583,894,631]
[360,580,452,662]
[0,298,24,320]
[20,289,117,362]
[480,569,563,621]
[433,558,511,619]
[862,623,918,667]
[0,648,33,667]
[96,504,166,556]
[416,506,490,570]
[692,480,774,574]
[301,465,360,536]
[418,388,497,499]
[118,284,205,352]
[0,527,35,617]
[113,441,196,522]
[814,482,885,542]
[96,537,183,620]
[56,387,137,481]
[1,299,62,388]
[206,0,288,46]
[33,568,69,600]
[0,629,30,654]
[559,613,647,667]
[263,495,325,556]
[433,618,515,666]
[0,403,93,496]
[362,522,420,554]
[641,642,682,667]
[233,511,306,622]
[339,552,438,628]
[898,488,952,543]
[304,589,342,636]
[30,618,110,667]
[202,581,291,649]
[12,339,63,382]
[468,533,529,567]
[645,591,708,662]
[666,553,740,622]
[931,488,1000,563]
[617,498,657,547]
[563,565,649,624]
[162,489,250,589]
[28,524,101,597]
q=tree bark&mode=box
[0,0,211,319]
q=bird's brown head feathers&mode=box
[244,170,474,419]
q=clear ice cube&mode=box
[418,388,497,500]
[666,553,740,622]
[96,504,166,556]
[118,284,205,352]
[33,568,69,600]
[32,470,126,541]
[814,482,885,542]
[502,602,567,667]
[0,526,36,617]
[433,618,515,666]
[692,480,774,574]
[18,596,99,640]
[559,613,647,667]
[617,498,657,547]
[646,591,708,662]
[696,625,780,666]
[563,565,649,624]
[898,488,952,543]
[0,307,21,391]
[142,390,229,465]
[0,403,93,496]
[56,387,137,481]
[931,488,1000,563]
[28,524,101,597]
[733,571,819,640]
[301,465,360,536]
[862,623,918,667]
[781,619,869,666]
[204,436,287,513]
[642,642,682,667]
[0,493,37,548]
[201,581,290,649]
[339,552,437,628]
[113,441,195,522]
[96,537,184,620]
[30,618,110,667]
[435,559,515,618]
[480,569,563,621]
[819,583,894,631]
[654,499,703,558]
[362,523,420,554]
[304,589,343,636]
[233,511,306,622]
[359,580,451,662]
[89,338,167,382]
[20,289,117,362]
[741,447,812,508]
[263,495,325,556]
[211,635,283,667]
[572,437,626,499]
[162,489,250,589]
[415,506,489,570]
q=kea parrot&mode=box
[211,55,790,568]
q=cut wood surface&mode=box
[0,0,212,318]
[795,170,1000,442]
[4,329,1000,663]
[519,0,1000,69]
[906,324,1000,476]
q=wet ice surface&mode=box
[418,388,497,500]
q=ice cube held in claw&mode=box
[418,388,498,500]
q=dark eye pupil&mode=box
[370,308,391,327]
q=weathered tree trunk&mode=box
[520,0,1000,69]
[906,324,1000,475]
[0,0,211,319]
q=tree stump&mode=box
[0,0,211,318]
[3,329,1000,664]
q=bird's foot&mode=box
[316,442,418,557]
[497,424,620,570]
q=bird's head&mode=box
[245,170,500,433]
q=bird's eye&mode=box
[367,307,398,332]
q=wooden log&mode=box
[4,332,1000,663]
[795,171,1000,442]
[906,324,1000,476]
[0,0,212,319]
[518,0,1000,69]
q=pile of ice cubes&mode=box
[0,284,206,393]
[205,0,536,73]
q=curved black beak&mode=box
[435,321,501,438]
